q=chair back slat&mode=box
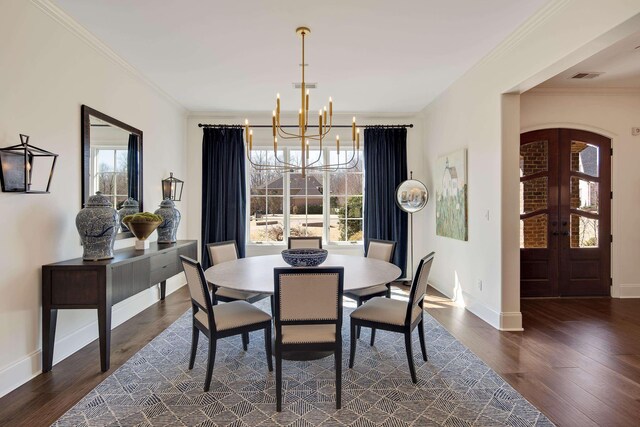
[405,252,435,324]
[288,236,322,249]
[180,256,215,326]
[207,241,238,266]
[366,239,396,263]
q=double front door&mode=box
[520,129,611,297]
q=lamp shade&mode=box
[0,134,58,193]
[161,172,183,201]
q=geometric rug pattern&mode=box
[53,299,554,427]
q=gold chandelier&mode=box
[244,26,360,177]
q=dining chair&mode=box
[180,256,273,392]
[273,267,344,411]
[287,236,322,249]
[349,252,435,384]
[344,238,397,339]
[206,241,273,349]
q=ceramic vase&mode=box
[76,192,119,260]
[155,198,181,243]
[118,198,139,232]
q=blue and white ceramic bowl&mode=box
[281,248,328,267]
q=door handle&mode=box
[552,231,559,236]
[562,231,569,236]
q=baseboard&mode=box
[499,312,524,331]
[617,283,640,298]
[0,280,185,398]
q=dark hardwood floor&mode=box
[1,285,639,426]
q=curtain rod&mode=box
[198,123,413,129]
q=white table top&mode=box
[204,254,402,294]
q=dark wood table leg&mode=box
[160,280,166,300]
[97,304,112,372]
[42,308,57,373]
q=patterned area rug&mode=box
[53,299,554,427]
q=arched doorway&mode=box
[520,128,611,297]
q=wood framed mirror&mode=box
[81,105,143,239]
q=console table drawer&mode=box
[150,250,178,271]
[150,262,181,284]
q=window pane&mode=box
[520,214,547,248]
[571,141,599,177]
[96,149,114,172]
[520,177,548,214]
[346,219,363,241]
[115,172,128,195]
[520,140,548,176]
[346,196,363,218]
[571,214,598,248]
[570,176,598,214]
[97,172,114,195]
[347,174,363,195]
[330,172,346,195]
[115,150,128,173]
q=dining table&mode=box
[204,253,402,359]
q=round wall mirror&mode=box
[395,179,429,213]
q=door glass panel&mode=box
[570,176,599,214]
[570,214,598,248]
[520,177,548,214]
[520,140,548,176]
[570,141,599,177]
[520,214,547,248]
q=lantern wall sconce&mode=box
[161,172,183,201]
[0,134,58,193]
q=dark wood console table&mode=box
[42,240,197,373]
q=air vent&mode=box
[292,82,317,89]
[570,72,603,79]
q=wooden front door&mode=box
[520,129,611,297]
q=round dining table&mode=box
[203,253,402,294]
[204,254,402,360]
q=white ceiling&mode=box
[539,31,640,88]
[53,0,548,113]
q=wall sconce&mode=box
[161,172,183,201]
[0,134,58,193]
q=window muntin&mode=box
[248,147,363,244]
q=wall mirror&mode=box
[81,105,143,239]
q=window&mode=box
[91,147,128,208]
[248,147,363,244]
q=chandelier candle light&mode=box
[244,27,360,177]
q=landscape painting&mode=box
[436,148,468,241]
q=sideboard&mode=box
[42,240,197,372]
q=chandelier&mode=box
[244,27,360,177]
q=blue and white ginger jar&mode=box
[118,198,139,232]
[155,198,181,243]
[76,192,119,260]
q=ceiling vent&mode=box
[292,82,317,89]
[570,72,603,79]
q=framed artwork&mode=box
[435,148,468,241]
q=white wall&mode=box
[418,0,640,330]
[186,112,425,269]
[521,88,640,297]
[0,0,188,397]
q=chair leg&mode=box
[270,295,275,316]
[370,328,376,346]
[404,331,417,384]
[386,283,391,298]
[356,300,362,339]
[275,345,282,412]
[349,322,357,369]
[335,343,342,410]
[264,323,273,372]
[418,319,428,361]
[204,337,217,392]
[188,325,199,370]
[242,332,249,351]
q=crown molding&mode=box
[526,86,640,95]
[30,0,187,112]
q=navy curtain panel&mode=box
[201,127,247,269]
[127,134,139,203]
[363,127,408,277]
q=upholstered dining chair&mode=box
[287,236,322,249]
[273,267,344,411]
[206,241,273,349]
[180,256,273,392]
[349,252,435,384]
[344,238,397,339]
